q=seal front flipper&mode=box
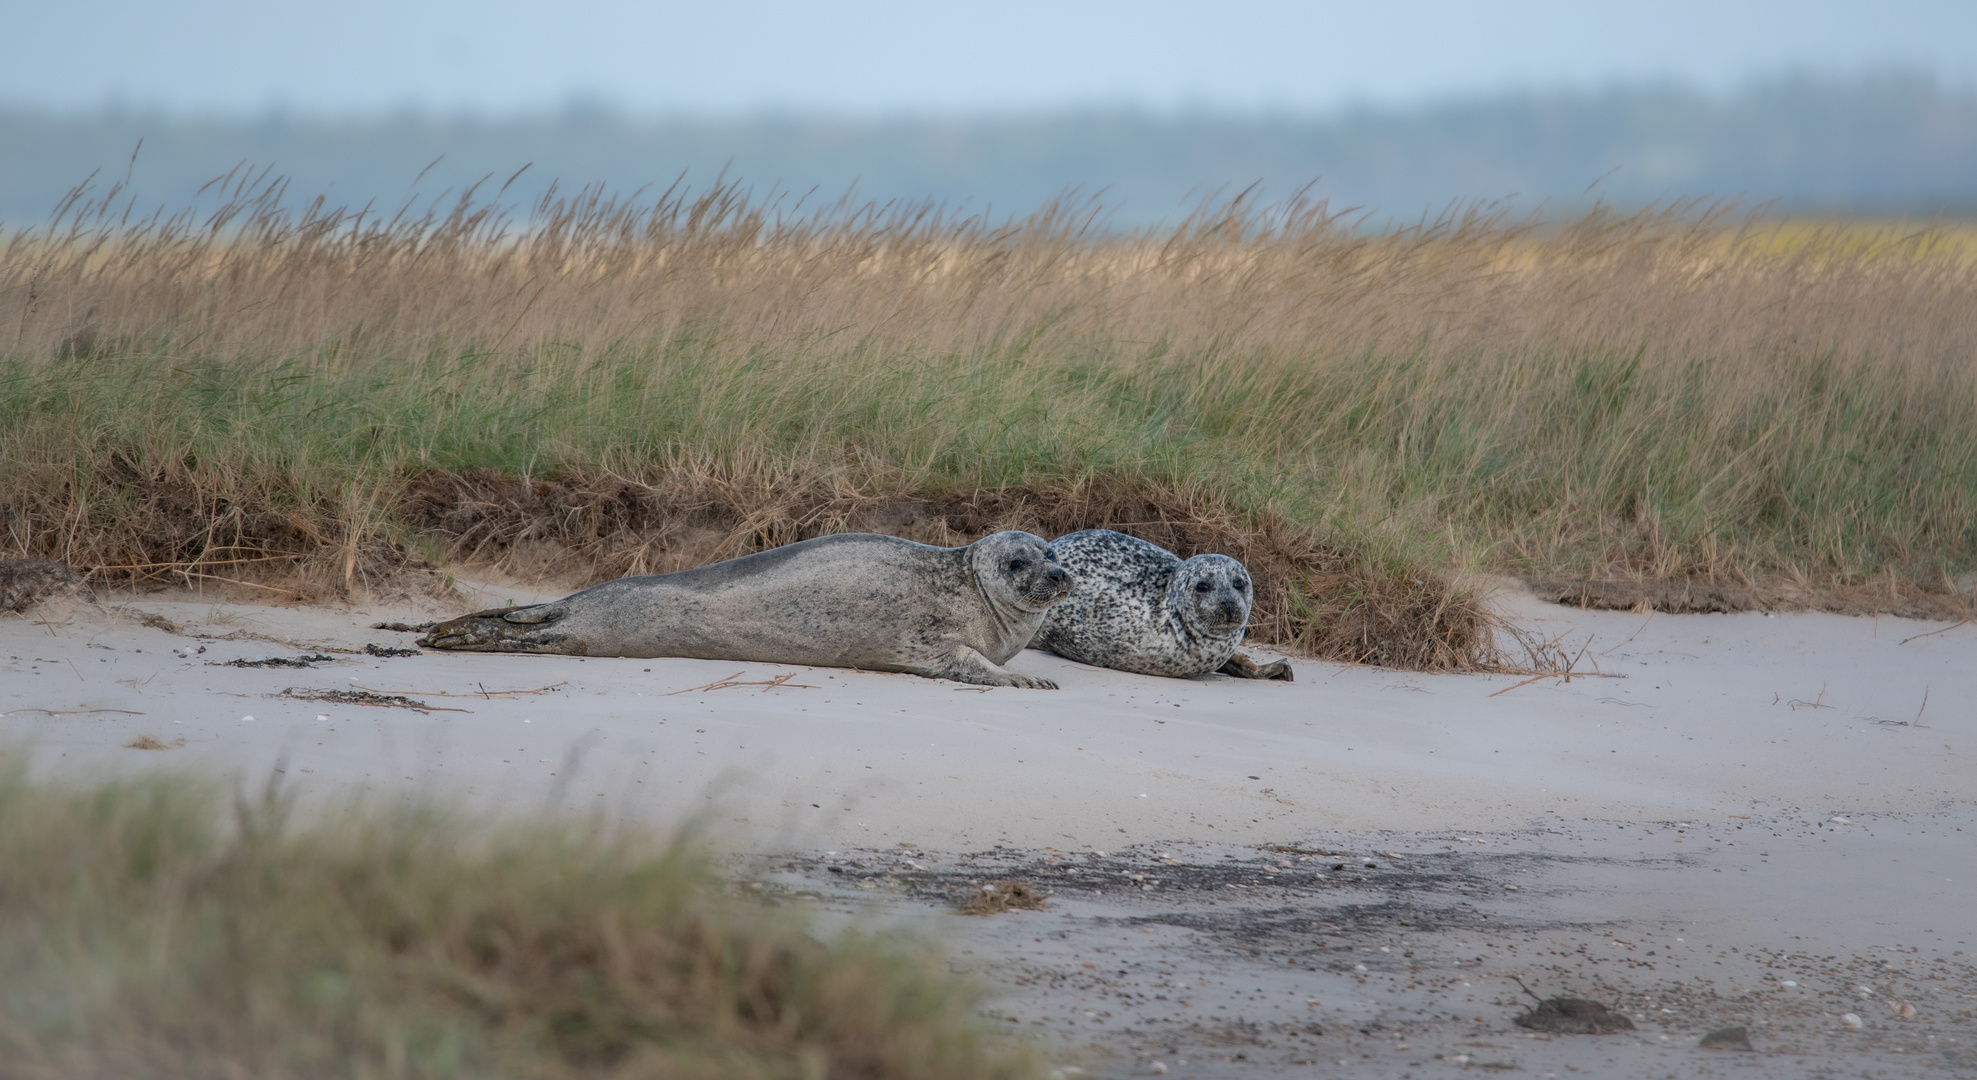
[1217,652,1293,681]
[916,646,1059,690]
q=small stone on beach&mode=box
[1699,1026,1755,1051]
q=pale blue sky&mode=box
[10,0,1977,117]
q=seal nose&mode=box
[1047,566,1066,583]
[1216,598,1241,622]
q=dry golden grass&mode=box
[3,174,1973,665]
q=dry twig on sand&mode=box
[1900,619,1972,645]
[6,708,145,717]
[349,681,566,699]
[664,672,820,696]
[1488,629,1625,697]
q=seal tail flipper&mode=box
[1217,652,1293,681]
[417,603,564,651]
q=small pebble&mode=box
[240,715,254,722]
[1149,1064,1168,1076]
[1353,963,1368,972]
[1781,980,1797,987]
[1841,1013,1864,1030]
[316,714,329,722]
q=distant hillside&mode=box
[3,72,1974,227]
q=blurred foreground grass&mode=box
[0,762,1035,1079]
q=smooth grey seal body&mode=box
[1030,530,1292,681]
[410,531,1072,688]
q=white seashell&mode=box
[1841,1013,1864,1029]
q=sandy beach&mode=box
[4,581,1973,1077]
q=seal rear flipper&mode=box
[417,605,567,652]
[1217,652,1293,681]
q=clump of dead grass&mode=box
[0,763,1038,1079]
[0,556,88,612]
[957,881,1048,916]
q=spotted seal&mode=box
[1029,529,1292,680]
[403,531,1072,688]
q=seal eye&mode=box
[1009,559,1030,572]
[1235,578,1249,591]
[1194,581,1212,593]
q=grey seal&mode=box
[1030,530,1292,681]
[405,531,1072,688]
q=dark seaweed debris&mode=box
[1510,976,1635,1035]
[277,688,445,712]
[223,653,338,668]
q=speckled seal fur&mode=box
[1030,530,1292,680]
[411,531,1072,688]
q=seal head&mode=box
[1169,553,1253,643]
[971,529,1073,617]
